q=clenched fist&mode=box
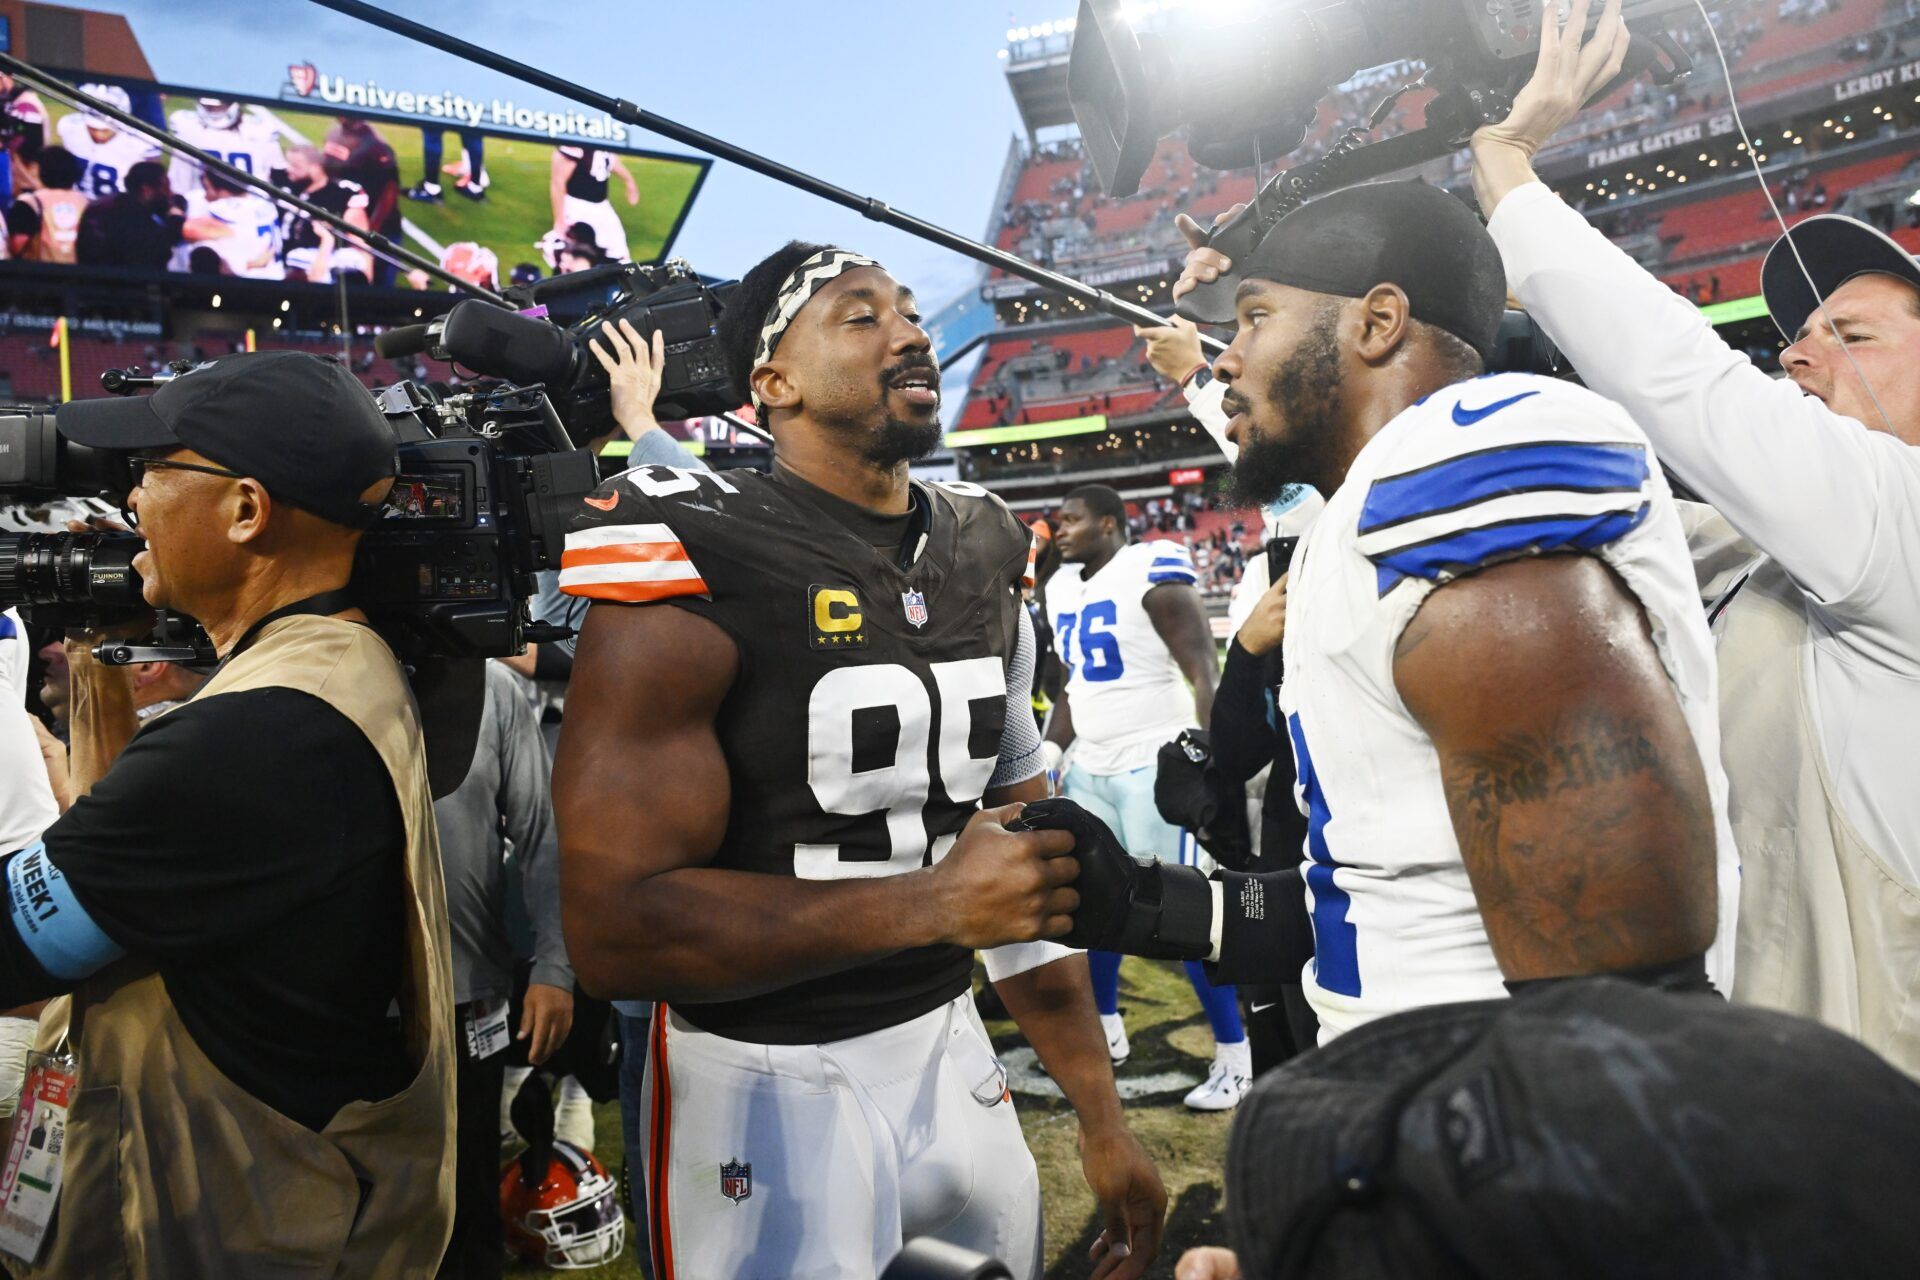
[929,804,1079,950]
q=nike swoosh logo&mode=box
[1249,1002,1277,1014]
[582,493,620,511]
[1451,390,1539,425]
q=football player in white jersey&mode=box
[1042,484,1252,1109]
[55,84,159,199]
[1058,180,1739,1055]
[166,98,286,198]
[176,167,283,279]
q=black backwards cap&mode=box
[56,350,397,529]
[1225,978,1920,1280]
[1178,181,1509,365]
[1761,212,1920,343]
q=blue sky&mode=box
[69,0,1074,309]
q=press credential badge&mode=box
[0,1051,78,1263]
[464,996,512,1060]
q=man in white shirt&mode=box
[1463,0,1920,1072]
[0,607,59,1139]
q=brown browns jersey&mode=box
[561,463,1035,1042]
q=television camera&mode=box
[1068,0,1704,321]
[0,364,599,665]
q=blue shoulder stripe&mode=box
[1372,505,1650,595]
[1148,569,1198,584]
[1360,441,1647,535]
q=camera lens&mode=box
[0,532,146,608]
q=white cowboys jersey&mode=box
[166,109,286,197]
[1046,538,1202,775]
[172,190,283,278]
[55,115,160,198]
[1277,372,1741,1040]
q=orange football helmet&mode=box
[501,1139,625,1269]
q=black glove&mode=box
[1007,797,1214,960]
[1154,730,1255,872]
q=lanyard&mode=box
[218,587,360,670]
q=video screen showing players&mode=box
[0,77,704,292]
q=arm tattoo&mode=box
[1440,708,1716,979]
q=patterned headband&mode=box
[749,248,882,411]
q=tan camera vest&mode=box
[1690,503,1920,1076]
[21,613,456,1278]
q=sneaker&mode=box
[555,1076,596,1150]
[455,179,488,202]
[403,182,442,202]
[1101,1012,1130,1067]
[1183,1059,1251,1112]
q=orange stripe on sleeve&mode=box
[564,576,710,604]
[560,541,693,570]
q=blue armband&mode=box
[6,843,125,981]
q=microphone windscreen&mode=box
[373,324,433,359]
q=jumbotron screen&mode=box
[0,73,709,291]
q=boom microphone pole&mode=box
[305,0,1224,352]
[0,52,510,306]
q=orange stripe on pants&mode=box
[648,1006,675,1280]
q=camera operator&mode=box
[0,351,456,1276]
[1464,0,1920,1072]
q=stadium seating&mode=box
[0,328,400,402]
[1737,1,1887,70]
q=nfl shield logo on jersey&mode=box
[720,1159,752,1204]
[901,590,929,629]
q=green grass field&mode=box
[43,98,704,283]
[509,958,1232,1278]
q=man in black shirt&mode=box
[74,159,180,270]
[323,116,401,285]
[279,142,372,284]
[0,351,455,1276]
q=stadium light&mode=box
[272,318,282,329]
[279,300,290,312]
[210,294,222,309]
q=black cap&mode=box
[1761,213,1920,343]
[56,350,396,528]
[1179,181,1508,364]
[1226,979,1920,1280]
